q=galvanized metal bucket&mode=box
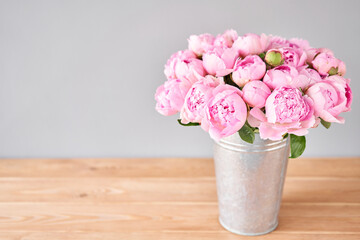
[213,133,290,236]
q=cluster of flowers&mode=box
[155,30,352,149]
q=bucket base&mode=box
[219,217,279,236]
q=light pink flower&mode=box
[201,85,247,141]
[248,87,316,140]
[242,80,271,108]
[214,29,238,48]
[267,35,291,49]
[288,38,311,50]
[155,78,192,116]
[202,46,239,77]
[164,50,196,79]
[312,52,346,76]
[305,48,334,65]
[306,76,352,123]
[188,33,215,56]
[266,87,313,124]
[231,55,266,87]
[233,33,269,56]
[263,65,311,90]
[180,76,223,124]
[164,50,206,83]
[298,67,323,86]
[280,47,307,68]
[267,36,309,50]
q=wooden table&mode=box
[0,158,359,239]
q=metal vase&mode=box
[213,133,290,236]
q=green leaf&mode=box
[258,52,266,60]
[224,74,240,89]
[320,118,331,129]
[177,119,200,126]
[238,123,255,144]
[289,134,306,159]
[299,88,305,96]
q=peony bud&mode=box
[328,67,338,76]
[265,49,284,67]
[312,52,346,76]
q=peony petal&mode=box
[258,123,286,141]
[221,48,238,69]
[250,107,267,122]
[320,110,344,123]
[203,54,226,76]
[247,113,261,128]
[216,68,233,77]
[288,128,309,136]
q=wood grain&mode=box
[0,157,359,239]
[0,232,359,240]
[0,203,358,232]
[0,157,359,178]
[0,177,358,203]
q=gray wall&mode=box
[0,0,359,158]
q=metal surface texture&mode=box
[213,133,290,236]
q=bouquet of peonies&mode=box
[155,30,352,158]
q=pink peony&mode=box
[164,50,206,83]
[188,33,215,56]
[306,48,334,63]
[298,67,323,87]
[156,31,353,146]
[164,50,196,79]
[201,84,247,141]
[267,36,308,50]
[263,65,311,90]
[306,76,352,123]
[180,76,223,124]
[242,80,271,108]
[233,33,269,56]
[312,52,346,76]
[155,78,192,116]
[266,87,313,124]
[232,55,266,87]
[214,29,238,48]
[202,46,239,77]
[248,87,316,140]
[267,35,292,49]
[288,38,311,50]
[280,47,307,68]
